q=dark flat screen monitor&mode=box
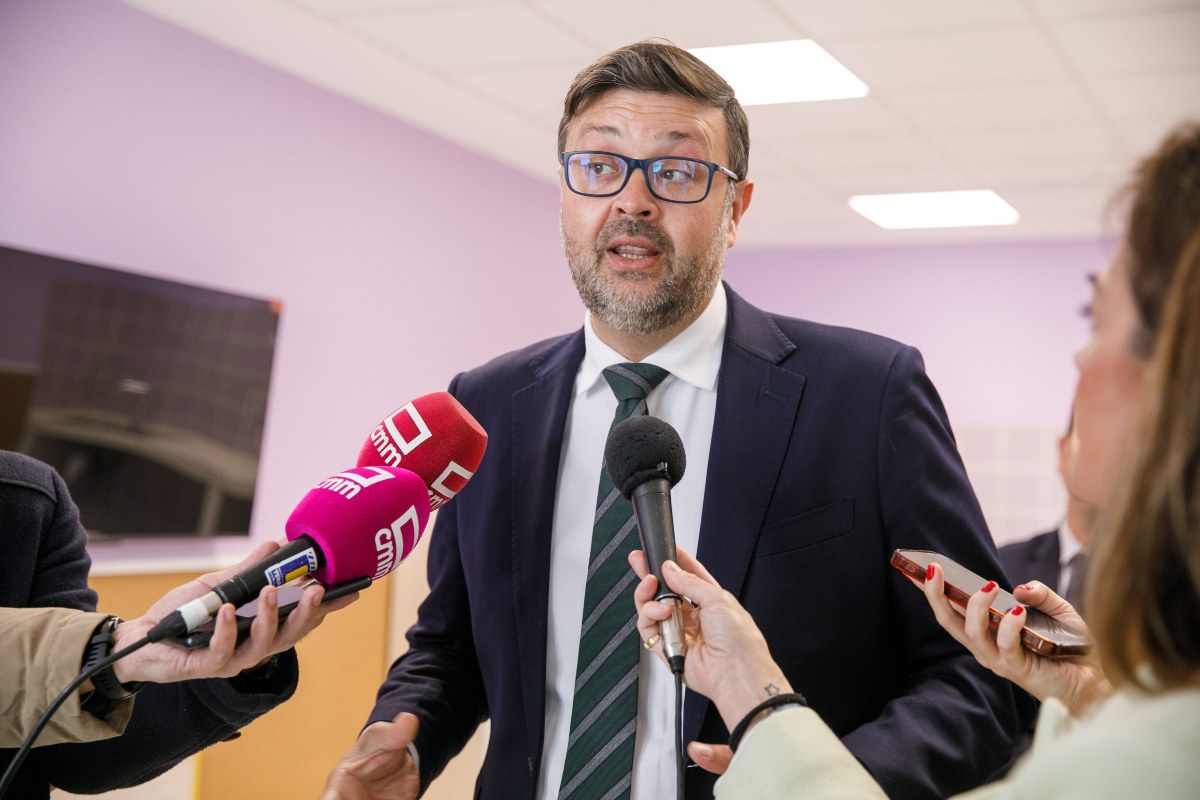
[0,244,279,539]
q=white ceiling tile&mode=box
[1114,119,1196,162]
[1047,8,1200,74]
[532,0,799,51]
[1025,0,1197,21]
[770,0,1030,38]
[933,124,1121,168]
[824,27,1068,91]
[456,61,583,122]
[999,184,1111,224]
[779,133,949,172]
[342,4,592,71]
[746,96,908,145]
[288,0,502,15]
[891,80,1100,131]
[816,164,976,197]
[1088,68,1200,121]
[973,158,1130,192]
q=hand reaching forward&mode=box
[321,713,421,800]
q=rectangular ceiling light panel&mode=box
[849,190,1021,229]
[689,40,869,106]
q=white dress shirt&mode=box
[537,286,727,800]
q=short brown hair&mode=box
[557,40,750,182]
[1088,121,1200,691]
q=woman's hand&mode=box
[920,563,1112,716]
[630,547,793,735]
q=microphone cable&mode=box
[673,666,685,800]
[0,633,152,799]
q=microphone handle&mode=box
[211,535,324,606]
[147,536,324,642]
[630,478,686,671]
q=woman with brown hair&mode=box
[633,120,1200,799]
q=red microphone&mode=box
[356,392,488,511]
[148,466,430,641]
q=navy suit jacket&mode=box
[369,286,1033,799]
[999,529,1061,593]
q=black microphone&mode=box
[605,414,687,674]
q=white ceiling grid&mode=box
[117,0,1200,245]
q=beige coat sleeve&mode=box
[0,607,135,748]
[715,706,889,800]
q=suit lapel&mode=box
[510,331,585,768]
[687,287,807,743]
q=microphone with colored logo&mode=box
[356,391,488,511]
[147,466,431,642]
[605,415,688,674]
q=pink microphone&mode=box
[285,465,431,584]
[356,392,488,511]
[149,466,430,640]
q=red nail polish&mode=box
[982,581,997,593]
[1012,606,1025,617]
[926,564,935,581]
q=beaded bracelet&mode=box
[728,692,808,753]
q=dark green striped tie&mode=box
[558,362,670,800]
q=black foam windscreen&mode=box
[604,415,686,498]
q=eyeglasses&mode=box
[561,151,740,204]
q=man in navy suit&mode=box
[322,41,1032,800]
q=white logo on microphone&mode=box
[370,402,433,467]
[374,505,422,578]
[428,461,474,510]
[318,467,394,499]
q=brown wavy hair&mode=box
[1087,121,1200,690]
[557,40,750,182]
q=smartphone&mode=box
[170,575,372,648]
[890,549,1092,658]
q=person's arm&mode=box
[24,542,356,793]
[843,345,1036,795]
[0,608,129,747]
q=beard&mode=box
[562,209,729,336]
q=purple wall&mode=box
[0,0,578,567]
[0,0,1112,567]
[725,238,1111,428]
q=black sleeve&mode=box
[840,346,1039,797]
[31,650,299,792]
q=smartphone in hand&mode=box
[891,549,1092,658]
[169,576,371,648]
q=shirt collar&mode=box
[576,284,727,397]
[1058,519,1085,565]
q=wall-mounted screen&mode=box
[0,244,279,539]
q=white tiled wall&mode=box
[957,425,1067,548]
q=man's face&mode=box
[559,89,751,336]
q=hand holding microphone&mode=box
[148,465,433,642]
[113,540,358,684]
[605,414,688,674]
